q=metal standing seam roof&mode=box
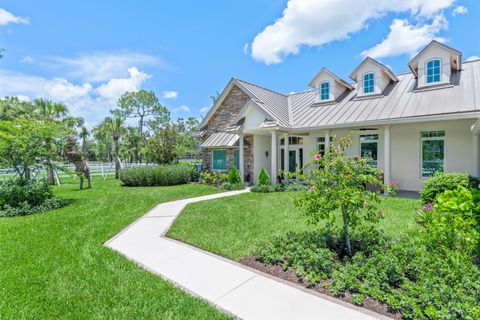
[201,132,239,148]
[229,59,480,130]
[234,79,290,127]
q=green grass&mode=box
[0,178,230,320]
[167,192,421,260]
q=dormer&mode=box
[408,40,462,89]
[308,67,353,103]
[349,57,398,97]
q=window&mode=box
[320,81,330,100]
[363,73,375,94]
[421,130,445,177]
[280,137,303,145]
[233,149,240,169]
[426,59,441,84]
[317,137,333,156]
[360,134,378,167]
[212,149,227,171]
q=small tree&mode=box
[227,167,241,184]
[294,136,384,257]
[257,168,270,186]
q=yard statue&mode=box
[63,137,91,189]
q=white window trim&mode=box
[420,130,446,179]
[211,148,228,171]
[320,80,330,101]
[425,58,442,85]
[317,136,333,153]
[362,72,376,95]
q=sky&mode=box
[0,0,479,127]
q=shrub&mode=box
[420,172,470,204]
[418,186,480,253]
[120,165,191,187]
[199,171,228,186]
[251,185,275,193]
[189,165,200,182]
[227,167,241,184]
[220,182,245,190]
[257,168,270,186]
[0,179,65,217]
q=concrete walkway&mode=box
[105,189,389,320]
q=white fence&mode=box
[0,161,150,180]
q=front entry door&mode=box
[289,150,296,172]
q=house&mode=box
[196,41,480,191]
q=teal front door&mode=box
[289,150,296,172]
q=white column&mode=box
[324,130,331,154]
[384,125,391,194]
[473,134,480,177]
[283,133,289,177]
[271,131,278,185]
[239,134,245,183]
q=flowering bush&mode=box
[199,171,228,186]
[294,136,384,256]
[386,181,399,195]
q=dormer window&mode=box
[363,73,375,94]
[426,59,441,84]
[320,81,330,100]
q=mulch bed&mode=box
[239,256,402,320]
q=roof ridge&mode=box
[287,89,316,96]
[234,78,287,97]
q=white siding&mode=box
[416,45,452,89]
[253,135,271,183]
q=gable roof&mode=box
[198,78,290,129]
[199,60,480,133]
[349,57,398,82]
[408,40,462,76]
[308,67,353,89]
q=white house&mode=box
[197,41,480,191]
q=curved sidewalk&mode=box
[105,189,389,320]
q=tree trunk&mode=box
[341,207,352,257]
[46,161,55,185]
[24,166,31,180]
[114,133,120,179]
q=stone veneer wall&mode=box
[201,85,254,180]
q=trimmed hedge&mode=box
[420,172,470,204]
[120,165,192,187]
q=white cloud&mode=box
[452,5,468,16]
[200,106,210,113]
[96,67,150,101]
[361,14,448,59]
[0,8,29,25]
[162,90,178,99]
[20,56,34,63]
[16,95,30,102]
[172,105,190,113]
[53,52,161,82]
[0,66,151,127]
[250,0,456,64]
[467,56,480,62]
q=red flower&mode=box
[314,153,322,160]
[353,155,360,161]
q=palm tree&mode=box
[33,99,69,185]
[106,109,125,179]
[79,126,90,159]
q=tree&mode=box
[294,136,384,257]
[106,109,126,179]
[79,126,90,157]
[117,90,169,150]
[0,118,64,180]
[144,123,181,164]
[175,117,200,157]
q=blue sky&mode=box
[0,1,479,126]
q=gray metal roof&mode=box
[235,79,290,127]
[230,59,480,130]
[201,132,239,148]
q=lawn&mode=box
[0,178,230,320]
[167,192,421,260]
